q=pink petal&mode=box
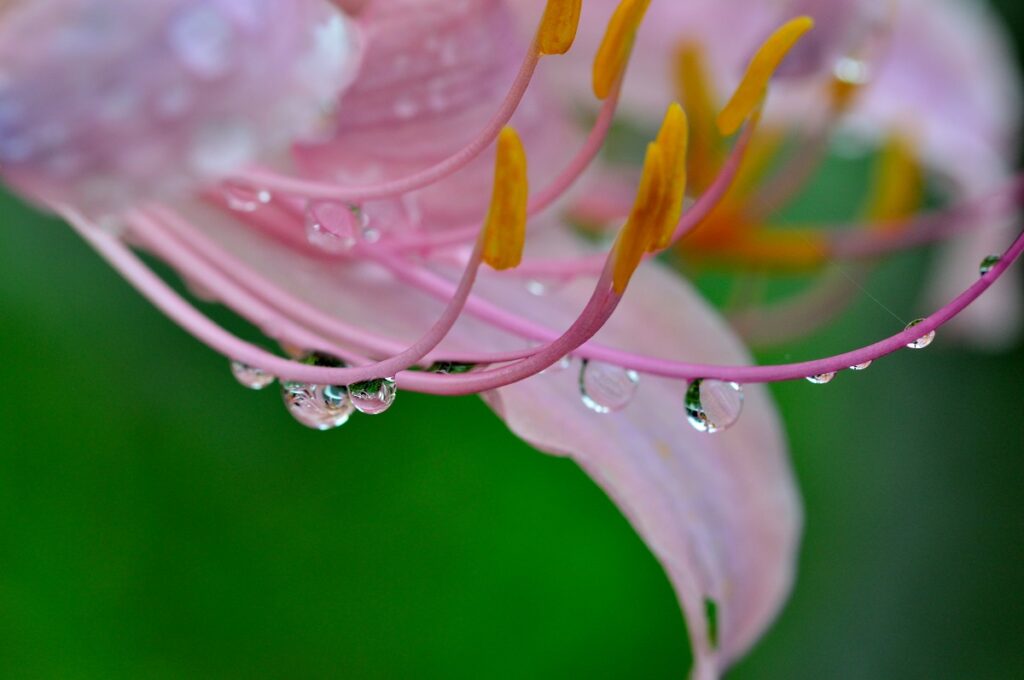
[175,199,801,677]
[0,0,359,218]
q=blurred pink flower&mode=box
[1,0,1021,677]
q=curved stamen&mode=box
[402,228,1024,393]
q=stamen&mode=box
[866,135,923,224]
[535,0,583,56]
[717,16,815,136]
[482,127,529,271]
[674,43,722,192]
[592,0,652,100]
[613,143,667,293]
[651,103,689,251]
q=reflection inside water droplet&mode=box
[282,382,354,430]
[579,360,639,414]
[230,360,275,390]
[349,378,397,415]
[806,372,836,385]
[979,254,1001,276]
[905,319,935,349]
[684,379,744,434]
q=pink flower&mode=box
[1,0,1021,677]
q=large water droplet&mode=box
[849,360,873,371]
[231,361,275,390]
[806,372,836,385]
[905,319,935,349]
[579,360,639,414]
[305,200,360,253]
[684,379,744,434]
[349,378,397,415]
[979,255,1001,276]
[282,383,354,430]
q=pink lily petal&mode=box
[296,0,570,230]
[166,198,801,679]
[480,254,801,677]
[0,0,360,218]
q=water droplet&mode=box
[579,360,639,414]
[979,255,1001,276]
[849,360,873,371]
[349,378,397,415]
[429,362,475,374]
[282,383,354,430]
[833,56,870,85]
[222,182,272,212]
[305,200,359,253]
[905,319,935,349]
[684,379,744,434]
[525,277,569,297]
[231,361,275,390]
[806,372,836,385]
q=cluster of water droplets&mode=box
[228,353,397,431]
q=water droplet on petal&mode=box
[579,360,639,414]
[231,361,275,390]
[349,378,397,415]
[282,383,354,430]
[222,182,272,212]
[305,200,360,253]
[849,360,873,371]
[980,255,1001,276]
[806,372,836,385]
[684,379,744,434]
[905,319,935,349]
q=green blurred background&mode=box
[2,3,1024,678]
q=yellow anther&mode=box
[613,143,667,293]
[535,0,583,55]
[650,103,689,251]
[717,16,815,136]
[674,43,722,192]
[866,135,922,226]
[482,127,529,271]
[592,0,652,100]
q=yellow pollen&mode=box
[866,135,923,227]
[674,43,723,192]
[717,16,815,136]
[482,127,529,271]
[592,0,652,100]
[613,142,667,293]
[651,103,689,251]
[536,0,583,55]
